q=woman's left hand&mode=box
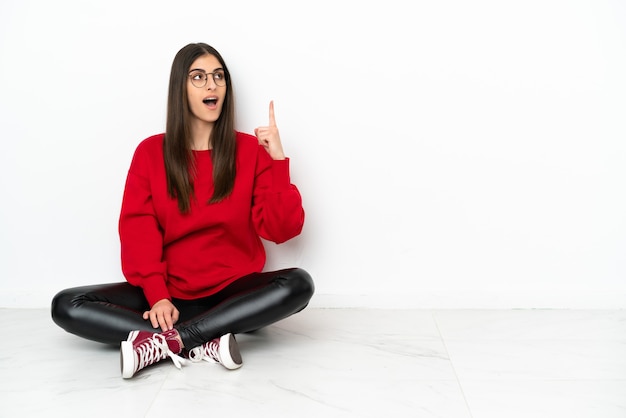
[255,100,286,160]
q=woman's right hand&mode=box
[143,298,180,332]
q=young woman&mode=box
[51,43,314,379]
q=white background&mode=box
[1,0,625,308]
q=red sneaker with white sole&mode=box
[187,333,243,370]
[120,329,188,379]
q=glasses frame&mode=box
[188,70,227,88]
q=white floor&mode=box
[1,308,625,418]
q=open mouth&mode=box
[202,97,218,106]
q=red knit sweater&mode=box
[118,132,304,306]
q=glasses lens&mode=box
[213,71,226,87]
[189,72,207,88]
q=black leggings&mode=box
[51,268,314,349]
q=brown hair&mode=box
[164,43,236,213]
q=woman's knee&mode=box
[280,268,315,303]
[50,287,83,329]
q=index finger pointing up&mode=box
[269,100,276,126]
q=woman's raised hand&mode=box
[254,100,286,160]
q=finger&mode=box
[149,311,159,328]
[172,309,180,325]
[255,128,266,142]
[157,310,171,331]
[157,312,169,331]
[269,100,276,126]
[164,312,174,331]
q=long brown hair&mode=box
[164,43,236,213]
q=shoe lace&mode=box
[188,340,220,364]
[136,334,189,372]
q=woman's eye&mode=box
[191,73,205,81]
[214,72,225,80]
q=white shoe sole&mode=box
[120,331,139,379]
[218,334,243,370]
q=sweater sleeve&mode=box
[118,145,170,307]
[251,147,305,244]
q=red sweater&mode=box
[118,132,304,306]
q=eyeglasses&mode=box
[188,70,227,88]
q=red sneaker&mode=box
[120,329,188,379]
[188,333,243,370]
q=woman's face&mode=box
[186,54,227,127]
